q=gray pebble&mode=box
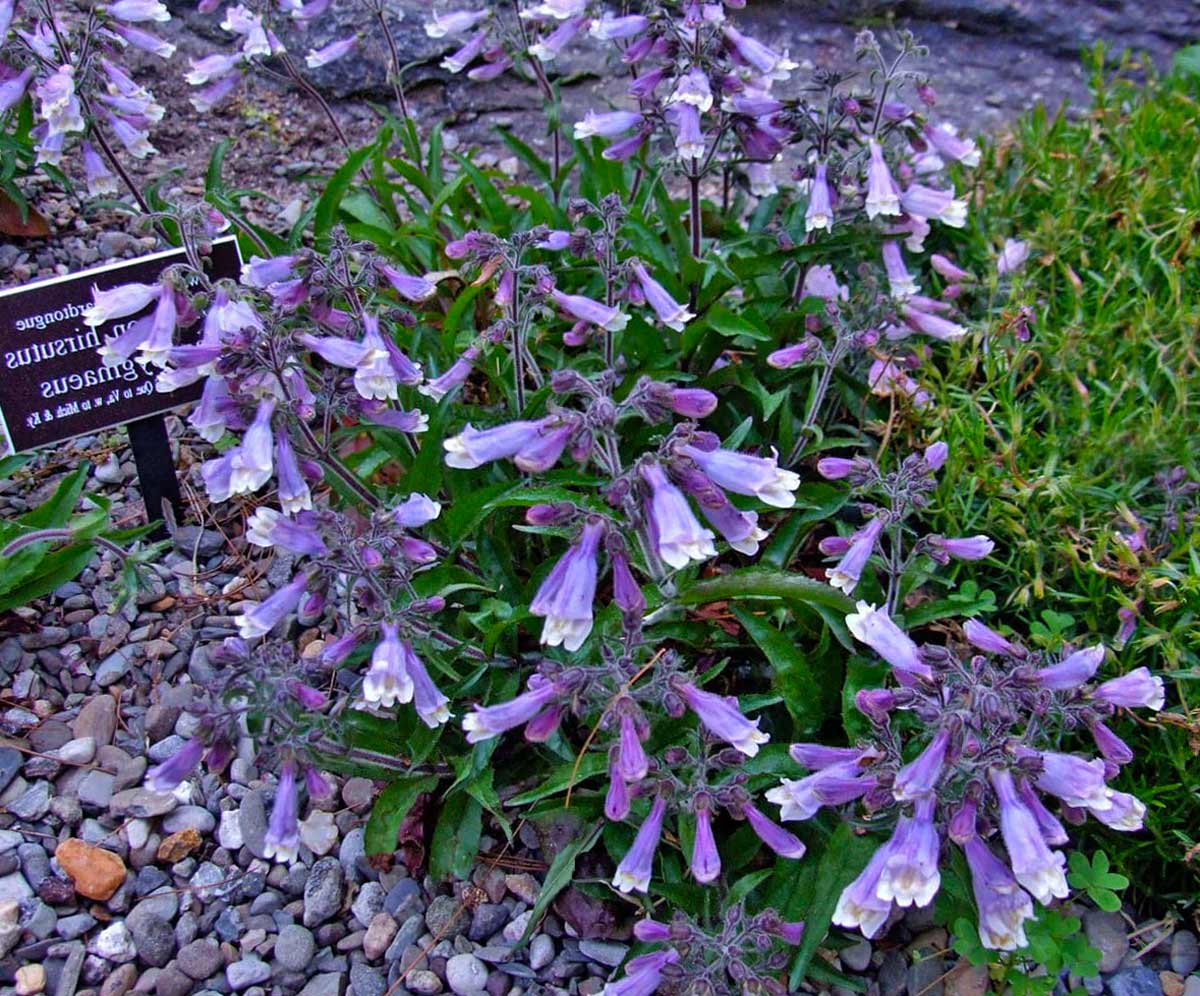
[384,878,421,918]
[298,973,345,996]
[58,913,98,941]
[8,781,51,821]
[352,882,386,927]
[227,957,272,991]
[577,940,628,968]
[95,646,136,687]
[529,935,554,972]
[1171,933,1199,976]
[425,895,469,939]
[275,924,317,972]
[1107,967,1163,996]
[1084,911,1129,974]
[409,969,443,995]
[842,939,873,973]
[78,770,117,809]
[163,805,216,835]
[128,913,175,968]
[304,858,344,927]
[178,937,223,981]
[468,904,509,943]
[238,792,269,860]
[350,962,386,996]
[447,953,488,996]
[155,963,195,996]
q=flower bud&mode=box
[361,547,384,570]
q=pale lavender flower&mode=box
[996,238,1029,276]
[612,795,667,893]
[882,240,919,298]
[691,799,721,883]
[550,288,628,332]
[274,431,312,514]
[441,30,487,73]
[190,73,240,112]
[245,509,328,558]
[924,441,949,470]
[695,497,767,556]
[1090,720,1134,766]
[1086,790,1145,831]
[363,623,414,708]
[605,757,631,821]
[444,420,539,468]
[630,261,694,331]
[602,129,650,162]
[186,52,243,85]
[263,761,300,863]
[305,35,356,68]
[767,763,875,821]
[530,520,604,652]
[1114,606,1138,650]
[80,141,118,196]
[922,123,981,167]
[616,711,649,782]
[641,463,716,569]
[611,551,645,618]
[816,458,856,480]
[722,24,796,79]
[83,281,160,327]
[865,140,900,219]
[677,682,769,757]
[602,949,679,996]
[524,705,563,742]
[931,254,971,281]
[743,803,806,858]
[424,9,488,38]
[963,619,1023,657]
[877,796,941,908]
[145,736,204,792]
[1093,667,1165,710]
[963,835,1035,951]
[1033,645,1104,690]
[590,14,649,39]
[826,516,885,594]
[676,445,799,508]
[931,535,995,561]
[806,162,834,233]
[991,767,1068,904]
[768,336,822,368]
[419,345,480,401]
[110,22,176,57]
[405,643,452,727]
[227,399,275,496]
[242,254,299,288]
[1015,779,1068,846]
[573,109,643,140]
[0,66,35,114]
[901,303,967,341]
[529,14,588,62]
[380,264,435,302]
[1033,752,1112,812]
[462,679,564,744]
[235,572,307,640]
[106,0,169,21]
[668,387,718,418]
[846,602,933,682]
[832,843,893,938]
[394,493,442,528]
[305,767,334,801]
[632,919,671,943]
[190,376,231,443]
[668,67,714,113]
[790,744,874,769]
[666,102,704,161]
[900,184,967,227]
[892,727,950,801]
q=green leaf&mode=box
[514,821,602,948]
[504,753,608,807]
[1173,43,1200,79]
[732,606,826,732]
[20,464,88,528]
[677,568,855,614]
[429,793,482,881]
[364,775,439,856]
[313,143,375,246]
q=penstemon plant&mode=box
[10,0,1171,986]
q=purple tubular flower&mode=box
[722,24,795,78]
[826,516,885,594]
[668,387,718,418]
[441,29,487,73]
[630,261,695,331]
[832,843,893,938]
[1114,606,1138,649]
[618,712,649,782]
[1087,790,1145,831]
[420,345,481,401]
[1090,720,1134,766]
[524,705,563,743]
[264,761,300,863]
[573,109,643,140]
[321,630,360,668]
[1033,644,1105,690]
[605,757,631,821]
[963,836,1035,951]
[892,727,950,801]
[603,949,680,996]
[696,497,767,556]
[424,9,489,38]
[856,688,897,723]
[902,303,968,341]
[1033,752,1112,811]
[883,240,919,298]
[145,736,204,793]
[0,66,35,114]
[462,680,563,744]
[924,441,949,471]
[404,643,452,727]
[990,767,1068,904]
[846,602,933,682]
[641,463,716,570]
[806,162,834,233]
[274,431,312,514]
[935,535,995,560]
[83,281,160,327]
[878,796,941,908]
[444,420,539,468]
[865,140,900,219]
[743,802,806,858]
[590,14,649,40]
[922,123,981,167]
[236,573,307,640]
[602,128,650,162]
[305,767,334,801]
[380,264,435,302]
[612,795,668,893]
[528,14,588,62]
[400,536,437,564]
[963,619,1023,657]
[514,420,575,473]
[691,801,722,884]
[468,56,513,82]
[241,254,298,288]
[816,457,856,480]
[790,744,871,770]
[1016,778,1069,846]
[676,445,800,508]
[1093,667,1165,710]
[678,682,769,756]
[632,919,671,943]
[901,184,967,227]
[768,337,822,369]
[289,681,327,710]
[931,254,972,281]
[529,520,604,652]
[996,238,1029,276]
[550,288,628,332]
[363,622,414,708]
[611,551,645,619]
[394,493,441,528]
[306,36,357,68]
[666,102,705,161]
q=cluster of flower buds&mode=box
[1,0,173,190]
[140,636,341,864]
[459,646,800,894]
[767,602,1164,950]
[443,370,799,646]
[814,442,993,606]
[568,0,797,178]
[606,904,805,996]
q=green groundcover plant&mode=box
[2,1,1195,989]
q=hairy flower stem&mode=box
[374,7,411,121]
[279,53,351,150]
[1,529,128,560]
[786,346,845,466]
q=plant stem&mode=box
[786,347,842,466]
[510,267,526,413]
[375,6,411,120]
[279,52,350,150]
[688,168,702,260]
